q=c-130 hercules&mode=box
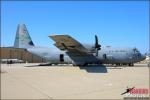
[13,24,146,66]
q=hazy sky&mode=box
[1,1,149,53]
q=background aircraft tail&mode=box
[14,24,34,48]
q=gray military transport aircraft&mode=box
[13,24,146,66]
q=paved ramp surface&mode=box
[1,64,149,99]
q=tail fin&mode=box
[14,24,34,48]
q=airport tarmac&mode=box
[1,63,149,99]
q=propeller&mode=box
[133,47,138,54]
[95,35,101,56]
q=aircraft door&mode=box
[60,54,64,62]
[103,54,107,59]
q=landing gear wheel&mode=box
[82,63,88,66]
[129,63,134,66]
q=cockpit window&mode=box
[133,48,139,53]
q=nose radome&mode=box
[141,54,146,60]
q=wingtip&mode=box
[48,34,56,38]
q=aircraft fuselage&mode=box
[27,46,145,66]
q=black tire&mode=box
[129,63,134,66]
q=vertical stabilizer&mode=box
[14,24,34,48]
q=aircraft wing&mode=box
[49,35,91,56]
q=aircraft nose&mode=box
[141,54,146,61]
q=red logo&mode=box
[121,87,149,95]
[130,88,149,94]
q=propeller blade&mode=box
[95,35,101,49]
[95,35,98,47]
[94,35,101,56]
